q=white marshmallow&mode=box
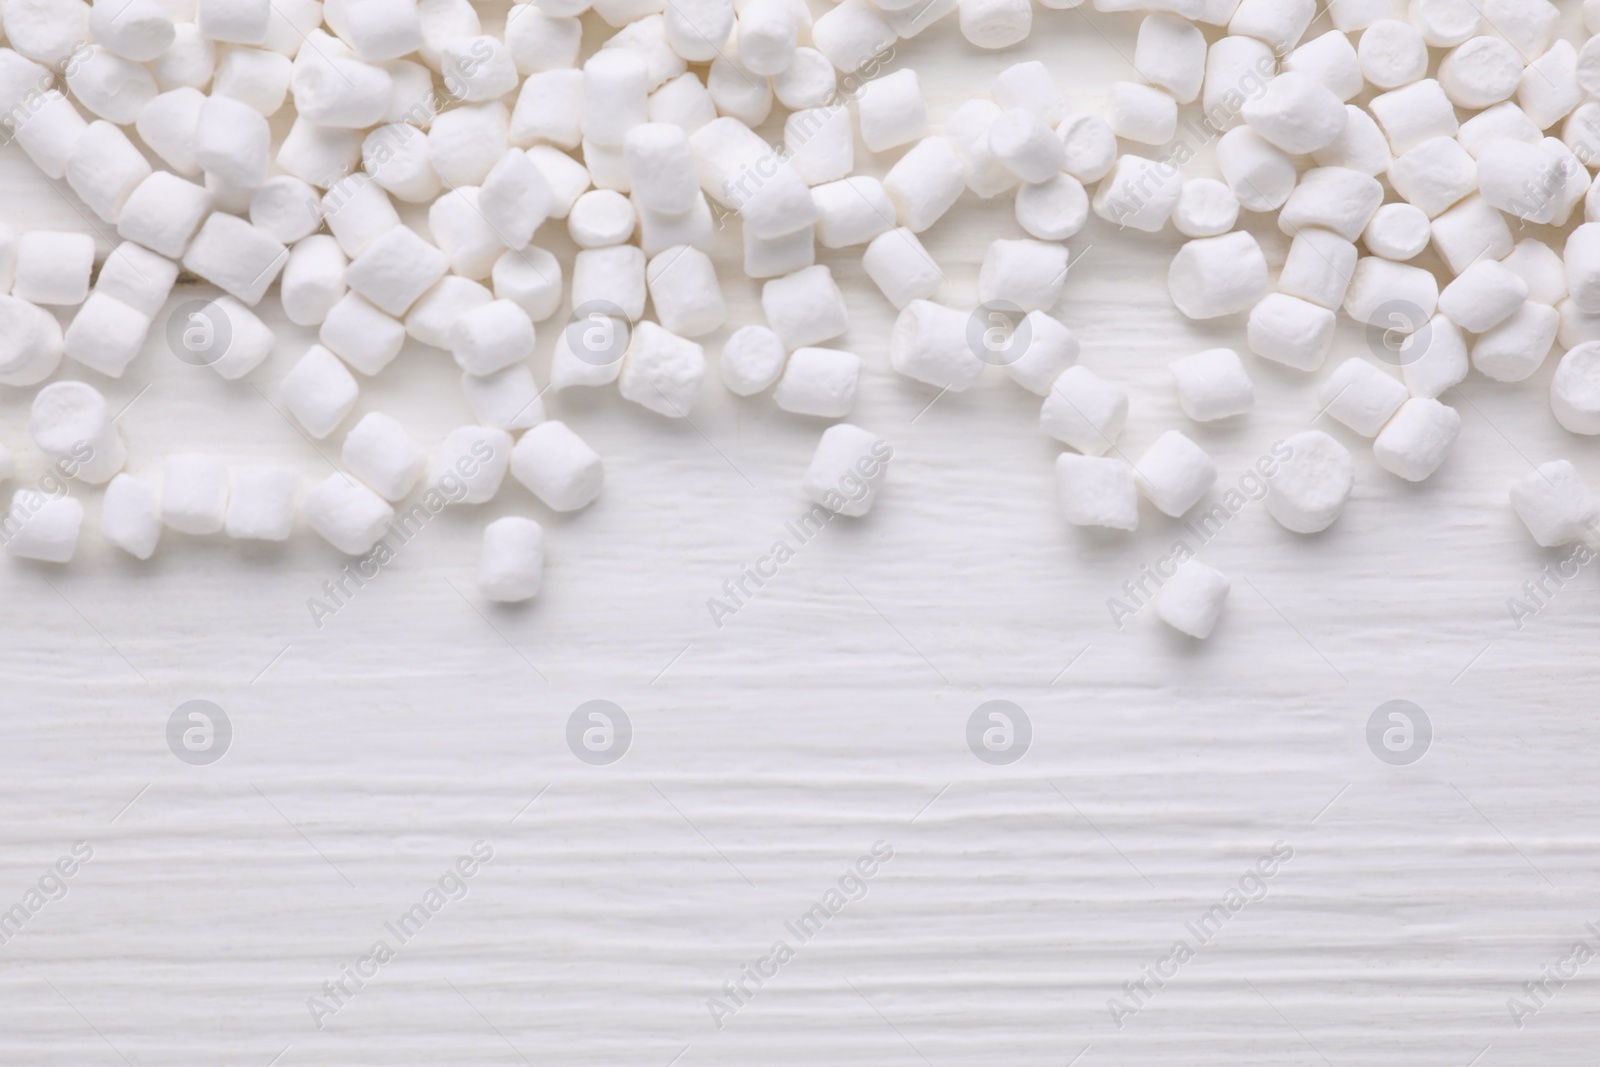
[427,101,508,185]
[984,107,1063,187]
[568,189,636,248]
[476,517,543,602]
[1284,30,1361,101]
[440,35,517,102]
[13,91,90,181]
[461,363,545,430]
[114,172,211,261]
[1358,20,1427,89]
[646,245,725,337]
[1171,179,1238,239]
[978,239,1067,314]
[1519,41,1579,130]
[1242,72,1346,155]
[341,411,423,500]
[1567,224,1600,314]
[281,235,347,327]
[1216,128,1295,213]
[276,118,363,189]
[66,121,152,224]
[1559,299,1600,351]
[736,0,797,76]
[1412,0,1479,47]
[63,293,151,379]
[1363,203,1431,261]
[772,47,835,110]
[890,300,984,392]
[786,106,854,186]
[1480,0,1556,61]
[101,473,161,559]
[1344,257,1439,327]
[651,70,719,130]
[1202,35,1274,135]
[761,264,847,350]
[1229,0,1311,53]
[1107,82,1176,146]
[1134,430,1216,518]
[418,0,480,62]
[448,299,535,377]
[1278,167,1382,240]
[5,492,83,563]
[321,176,399,258]
[1171,347,1253,421]
[883,136,965,233]
[663,0,734,62]
[362,125,441,203]
[1502,239,1567,306]
[1135,14,1204,103]
[548,313,627,390]
[151,24,217,90]
[1373,398,1461,482]
[1168,232,1268,320]
[959,0,1029,49]
[1057,112,1118,184]
[198,0,269,42]
[1040,365,1127,455]
[1004,311,1078,395]
[862,228,942,309]
[182,213,287,305]
[581,48,648,147]
[292,55,391,128]
[194,92,269,188]
[94,242,177,317]
[494,247,564,322]
[1278,229,1356,310]
[1439,261,1529,335]
[249,175,321,245]
[720,325,786,396]
[1369,80,1458,154]
[1318,358,1407,435]
[619,320,706,416]
[90,0,176,61]
[1551,342,1600,434]
[1440,35,1524,110]
[428,187,504,280]
[1312,105,1391,177]
[1156,560,1230,640]
[1471,301,1558,383]
[66,46,158,125]
[1388,137,1476,220]
[1459,103,1542,160]
[475,150,553,251]
[707,52,771,128]
[161,453,229,534]
[638,194,714,256]
[319,292,404,376]
[0,294,64,387]
[194,295,274,381]
[1431,196,1513,275]
[801,423,889,518]
[571,245,646,322]
[1510,461,1599,547]
[1266,430,1353,535]
[773,346,860,418]
[30,380,125,483]
[344,224,449,320]
[1055,453,1137,531]
[281,344,359,438]
[856,69,927,153]
[510,69,583,149]
[5,0,91,68]
[1017,174,1089,241]
[1094,153,1184,231]
[994,60,1065,122]
[214,46,292,114]
[302,473,393,553]
[810,0,892,72]
[1248,293,1336,372]
[812,177,895,249]
[945,100,1019,198]
[624,122,698,215]
[13,231,93,306]
[1400,314,1469,399]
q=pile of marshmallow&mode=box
[2,0,1600,636]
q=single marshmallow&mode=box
[302,473,394,554]
[5,492,83,563]
[1266,430,1354,535]
[1017,175,1090,241]
[1216,129,1296,214]
[735,0,797,76]
[198,0,270,43]
[194,93,270,188]
[801,424,890,517]
[67,115,156,219]
[1368,80,1458,154]
[1344,257,1439,327]
[721,325,787,396]
[568,190,636,248]
[1229,0,1312,53]
[0,294,64,387]
[91,0,176,61]
[320,293,405,376]
[63,293,152,379]
[1358,20,1427,89]
[427,102,509,186]
[1202,35,1274,135]
[785,106,854,187]
[572,245,647,322]
[1134,430,1216,518]
[276,118,364,189]
[624,123,698,215]
[511,70,583,149]
[761,265,848,350]
[891,300,986,393]
[651,70,720,130]
[439,35,517,101]
[1502,240,1568,307]
[581,48,648,147]
[1400,315,1469,400]
[857,69,927,153]
[478,149,554,250]
[706,53,771,128]
[1438,261,1530,334]
[1155,560,1230,639]
[282,235,348,327]
[344,224,449,317]
[362,125,441,203]
[773,346,860,418]
[1412,0,1480,46]
[341,411,423,500]
[1055,453,1137,531]
[151,24,217,90]
[1004,311,1079,395]
[1551,342,1600,434]
[551,313,630,390]
[994,60,1065,122]
[978,239,1067,314]
[1460,103,1542,160]
[638,195,715,257]
[810,0,893,73]
[1278,167,1383,241]
[812,177,895,249]
[1519,41,1580,130]
[1285,30,1362,101]
[1107,82,1177,147]
[663,0,734,62]
[1373,398,1461,482]
[1168,232,1268,320]
[249,175,322,245]
[1471,301,1558,383]
[958,0,1030,49]
[494,247,564,322]
[161,453,229,534]
[101,474,161,559]
[1278,229,1357,311]
[475,517,544,602]
[1172,179,1238,239]
[1363,203,1431,261]
[1559,300,1600,351]
[1241,73,1347,156]
[1312,105,1392,177]
[94,242,177,318]
[645,245,725,337]
[66,46,158,125]
[460,362,544,434]
[619,321,706,417]
[30,380,126,483]
[1431,197,1513,275]
[1057,113,1118,184]
[883,136,966,233]
[182,213,288,305]
[863,228,943,309]
[1040,365,1127,455]
[292,56,393,128]
[213,46,293,114]
[192,295,275,381]
[281,344,359,438]
[14,91,91,181]
[1248,294,1336,372]
[1440,35,1524,109]
[1318,358,1407,436]
[427,425,512,504]
[772,47,835,110]
[1171,348,1253,421]
[450,299,536,377]
[1134,14,1204,103]
[6,0,91,68]
[429,188,508,280]
[321,176,402,258]
[13,232,94,306]
[1567,224,1600,314]
[1093,153,1184,232]
[1509,461,1600,547]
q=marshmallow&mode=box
[450,299,535,376]
[1471,301,1558,383]
[1107,82,1176,146]
[1094,153,1184,232]
[1285,30,1361,101]
[959,0,1029,49]
[978,239,1067,314]
[13,231,93,306]
[1567,224,1600,313]
[1318,358,1407,436]
[30,380,125,483]
[1412,0,1479,46]
[362,125,441,203]
[1055,453,1137,531]
[66,46,158,125]
[319,293,404,376]
[623,122,698,215]
[13,91,90,181]
[94,242,177,318]
[276,118,363,189]
[986,107,1065,185]
[811,0,893,72]
[182,213,287,305]
[418,0,480,62]
[646,245,725,337]
[1155,560,1229,639]
[568,189,636,248]
[6,0,91,67]
[1480,0,1556,61]
[1559,299,1600,351]
[1229,0,1311,53]
[66,121,153,224]
[342,411,423,500]
[1248,294,1336,372]
[786,106,854,186]
[1312,105,1391,177]
[886,300,981,392]
[149,23,216,90]
[811,177,895,249]
[440,35,517,102]
[1057,113,1118,184]
[773,346,860,418]
[1171,179,1238,239]
[1004,311,1078,395]
[494,247,564,322]
[582,48,648,147]
[860,228,941,309]
[1168,232,1268,320]
[883,136,965,233]
[90,0,175,61]
[101,474,161,559]
[736,0,797,76]
[651,70,719,130]
[0,294,63,387]
[1440,36,1524,110]
[663,0,734,62]
[1216,129,1295,213]
[1519,41,1580,130]
[1363,203,1430,261]
[762,264,847,350]
[1388,137,1477,222]
[194,93,270,188]
[1369,80,1458,154]
[63,293,152,379]
[638,194,714,256]
[944,100,1018,198]
[476,517,543,602]
[407,277,490,350]
[1344,257,1438,328]
[1134,430,1216,518]
[1266,430,1354,535]
[476,150,554,251]
[1278,167,1382,241]
[772,47,835,110]
[1171,347,1253,421]
[457,362,543,433]
[1201,35,1273,135]
[720,325,786,395]
[1502,239,1567,307]
[1373,398,1461,482]
[1016,175,1089,241]
[1135,14,1204,103]
[1040,365,1127,455]
[510,69,583,149]
[344,224,449,319]
[707,52,771,128]
[994,60,1065,122]
[427,425,512,504]
[161,453,229,534]
[113,172,210,262]
[5,492,83,563]
[1431,197,1513,275]
[801,424,889,517]
[282,235,348,327]
[1459,103,1542,160]
[1510,461,1599,547]
[550,313,628,389]
[1278,229,1356,310]
[1400,314,1469,399]
[214,46,292,114]
[1551,342,1600,434]
[619,320,706,416]
[428,102,509,185]
[1242,73,1346,155]
[192,295,274,381]
[198,0,269,43]
[856,69,927,153]
[572,245,647,322]
[302,473,393,553]
[249,175,321,245]
[1439,261,1529,334]
[281,344,359,437]
[1358,20,1427,89]
[292,55,392,129]
[427,188,504,280]
[324,176,402,255]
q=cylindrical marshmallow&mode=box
[30,381,126,484]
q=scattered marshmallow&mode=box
[1003,311,1078,395]
[1171,348,1253,422]
[5,492,84,563]
[721,325,787,396]
[1509,461,1599,547]
[303,473,394,554]
[1040,365,1127,456]
[1168,232,1268,320]
[891,300,985,392]
[1551,342,1600,435]
[161,453,230,534]
[801,423,890,517]
[862,228,943,310]
[428,426,512,504]
[1439,261,1530,335]
[511,420,605,511]
[1471,301,1559,383]
[478,517,544,602]
[1055,452,1137,531]
[1318,358,1408,436]
[101,474,162,559]
[30,380,126,484]
[1373,397,1462,482]
[1155,559,1230,639]
[342,412,423,500]
[762,265,848,350]
[281,344,359,438]
[619,320,706,416]
[14,231,94,306]
[774,346,861,418]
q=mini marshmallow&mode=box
[0,294,64,387]
[638,195,715,257]
[1312,105,1392,177]
[1551,342,1600,434]
[5,492,83,563]
[581,48,648,147]
[1559,300,1600,351]
[1107,82,1176,146]
[66,121,152,223]
[161,453,229,534]
[646,245,725,337]
[6,0,90,67]
[773,346,860,418]
[345,224,448,318]
[494,248,564,322]
[1318,358,1407,436]
[1004,312,1078,395]
[772,47,835,110]
[624,123,698,215]
[1040,365,1127,455]
[13,91,90,181]
[322,177,401,257]
[1134,430,1216,518]
[550,313,629,391]
[63,293,151,379]
[1509,461,1600,547]
[891,300,985,393]
[427,102,509,186]
[100,474,161,559]
[1278,229,1357,310]
[883,136,966,234]
[959,0,1030,49]
[1216,129,1295,214]
[1229,0,1311,52]
[1412,0,1479,46]
[1285,30,1362,101]
[1460,103,1542,159]
[450,299,535,377]
[292,55,392,128]
[276,119,364,189]
[182,213,287,305]
[194,93,269,188]
[1155,560,1230,639]
[1439,261,1529,334]
[619,321,706,416]
[1171,348,1253,421]
[651,70,719,130]
[1374,398,1461,482]
[1344,257,1439,327]
[801,423,889,517]
[857,69,927,153]
[811,0,893,72]
[1359,19,1427,89]
[342,411,423,500]
[979,239,1067,314]
[1248,294,1336,372]
[418,0,479,61]
[1201,35,1273,134]
[1242,73,1347,156]
[1265,430,1354,535]
[192,295,274,381]
[568,190,636,248]
[362,126,441,203]
[198,0,269,43]
[428,425,512,504]
[1502,240,1567,307]
[812,177,895,249]
[1363,203,1431,261]
[1057,113,1118,184]
[994,60,1065,122]
[30,380,125,483]
[862,228,942,309]
[762,265,847,350]
[1368,80,1458,155]
[1440,35,1523,109]
[249,175,321,245]
[1518,41,1579,130]
[476,517,543,602]
[786,106,854,186]
[721,325,787,396]
[706,54,771,128]
[572,245,647,322]
[736,0,797,76]
[439,35,516,101]
[1094,153,1184,232]
[1471,301,1558,383]
[66,46,158,125]
[213,46,292,114]
[1172,179,1238,239]
[1431,197,1513,275]
[1400,314,1469,400]
[94,242,177,318]
[1055,453,1137,531]
[1168,232,1267,321]
[281,344,359,438]
[511,70,583,149]
[151,24,217,90]
[282,235,348,327]
[302,473,393,554]
[1278,167,1383,241]
[1017,175,1089,241]
[1135,14,1204,103]
[944,100,1017,199]
[1567,224,1600,314]
[91,0,176,61]
[477,150,554,251]
[320,292,404,376]
[13,232,93,306]
[429,188,507,280]
[663,0,734,62]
